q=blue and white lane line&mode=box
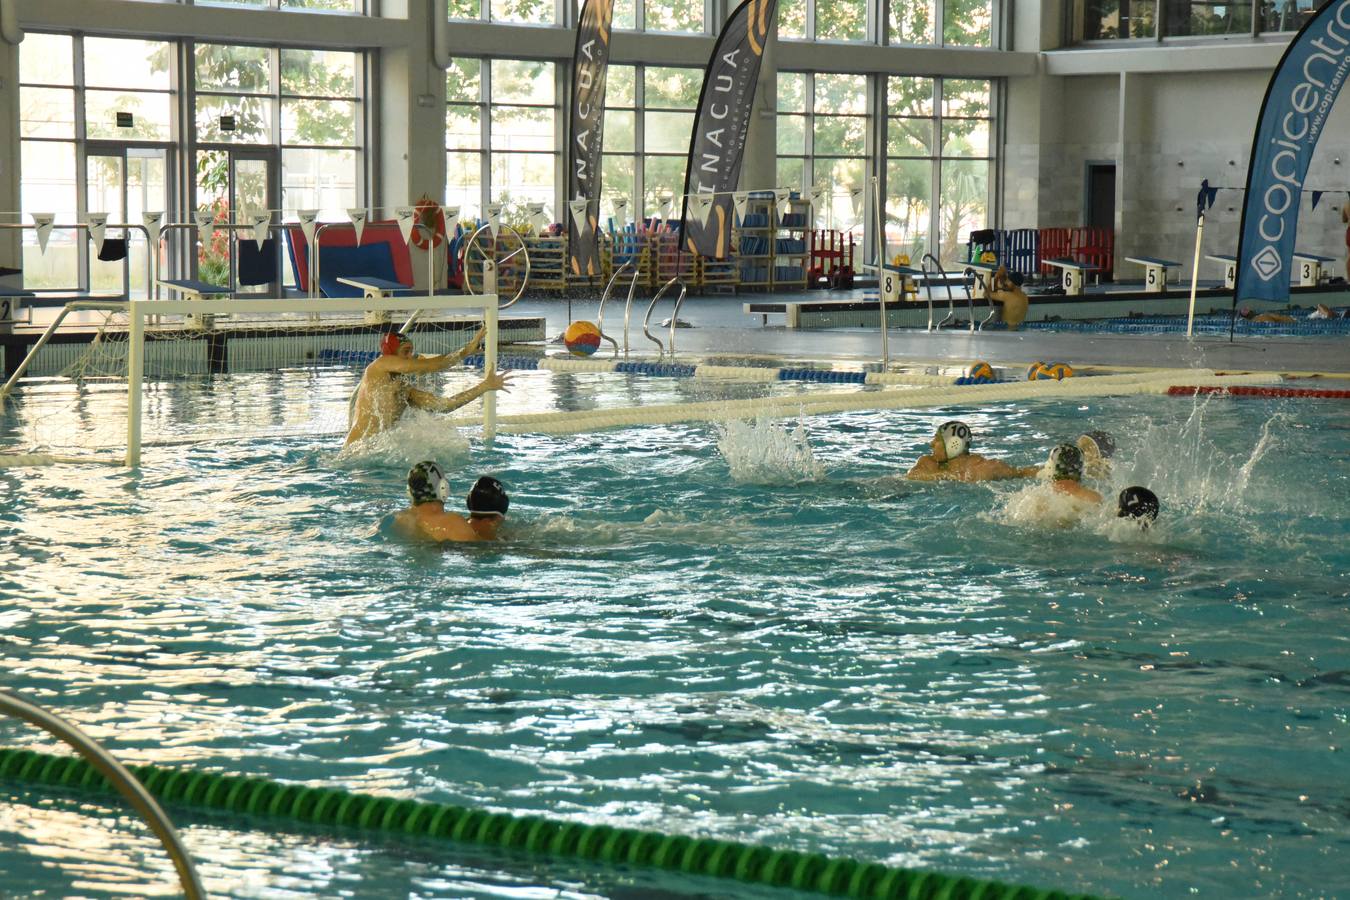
[316,349,1004,386]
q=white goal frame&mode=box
[2,290,499,467]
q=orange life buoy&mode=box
[410,200,446,250]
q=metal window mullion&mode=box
[935,0,945,47]
[555,62,564,217]
[357,49,371,214]
[481,60,491,213]
[929,76,941,261]
[802,72,813,188]
[635,65,645,215]
[805,0,816,41]
[73,34,89,293]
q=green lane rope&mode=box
[0,747,1099,900]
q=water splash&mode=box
[327,408,472,471]
[715,416,824,484]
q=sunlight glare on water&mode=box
[0,368,1347,899]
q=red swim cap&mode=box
[380,332,410,355]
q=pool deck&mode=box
[518,293,1350,377]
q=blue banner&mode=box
[1236,0,1350,302]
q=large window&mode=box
[447,0,703,31]
[642,66,699,211]
[882,76,993,264]
[18,33,174,292]
[1074,0,1313,41]
[445,58,559,224]
[776,72,869,230]
[779,0,991,46]
[198,0,365,11]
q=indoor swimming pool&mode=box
[1,368,1347,898]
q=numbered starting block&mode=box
[0,289,35,331]
[337,276,411,324]
[962,260,1000,296]
[1292,252,1334,287]
[879,264,923,304]
[1206,254,1236,290]
[1042,258,1096,296]
[1125,256,1180,293]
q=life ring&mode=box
[410,200,446,250]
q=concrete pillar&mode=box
[739,30,777,194]
[378,0,447,212]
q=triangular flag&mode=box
[774,189,791,217]
[249,211,271,250]
[347,208,367,243]
[526,202,548,232]
[442,206,460,233]
[297,210,319,244]
[485,202,503,239]
[31,213,55,255]
[1311,190,1325,212]
[848,186,865,219]
[732,191,749,224]
[194,209,215,247]
[611,198,629,229]
[657,194,673,225]
[142,211,163,250]
[394,206,417,244]
[86,213,108,256]
[568,199,591,234]
[808,184,827,209]
[689,193,715,228]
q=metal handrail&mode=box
[974,269,999,331]
[921,254,946,331]
[0,689,205,899]
[159,222,285,296]
[460,223,530,310]
[641,276,687,359]
[619,262,644,356]
[0,223,154,300]
[596,261,635,358]
[958,267,977,333]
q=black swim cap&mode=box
[1081,430,1116,459]
[1048,443,1084,481]
[467,476,509,517]
[1117,486,1159,525]
[408,460,449,505]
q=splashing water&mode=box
[716,416,824,484]
[328,408,473,471]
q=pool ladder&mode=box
[0,689,204,899]
[602,272,689,360]
[920,254,976,332]
[595,261,638,358]
[642,277,689,359]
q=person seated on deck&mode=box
[1076,430,1116,480]
[906,420,1040,482]
[345,328,511,446]
[984,265,1030,330]
[1238,307,1297,324]
[1116,486,1160,529]
[1043,444,1103,504]
[394,463,509,543]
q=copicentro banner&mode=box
[679,0,777,259]
[567,0,615,277]
[1236,0,1350,303]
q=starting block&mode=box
[962,259,1000,296]
[337,276,411,324]
[159,279,230,330]
[1125,256,1180,293]
[1292,252,1334,287]
[1206,254,1236,290]
[879,264,924,304]
[0,289,35,331]
[1042,258,1097,296]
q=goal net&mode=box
[0,293,501,466]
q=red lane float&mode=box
[1167,385,1350,399]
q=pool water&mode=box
[1,369,1348,898]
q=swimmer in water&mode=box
[345,329,512,446]
[393,462,509,542]
[906,420,1040,482]
[1239,306,1296,324]
[1044,444,1103,503]
[1076,429,1115,479]
[1116,486,1160,528]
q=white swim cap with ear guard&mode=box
[937,421,972,458]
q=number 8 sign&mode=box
[882,272,903,304]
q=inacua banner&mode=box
[680,0,777,259]
[1237,0,1350,302]
[567,0,615,278]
